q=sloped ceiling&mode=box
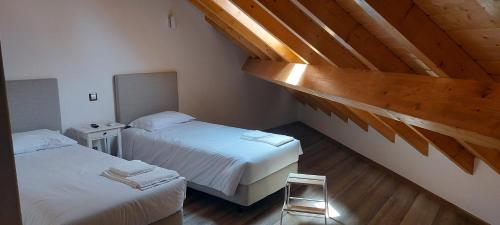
[415,0,500,82]
[189,0,500,175]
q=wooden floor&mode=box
[183,122,487,225]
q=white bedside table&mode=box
[71,123,125,157]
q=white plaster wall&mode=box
[0,0,297,131]
[298,104,500,224]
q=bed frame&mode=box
[113,72,298,206]
[7,78,182,225]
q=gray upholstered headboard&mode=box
[114,72,178,125]
[6,79,62,132]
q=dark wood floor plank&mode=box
[432,205,485,225]
[331,165,387,224]
[300,142,351,174]
[400,193,441,225]
[323,157,370,196]
[344,175,400,225]
[368,181,420,225]
[182,122,487,225]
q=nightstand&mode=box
[70,123,125,157]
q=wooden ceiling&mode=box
[189,0,500,175]
[416,0,500,82]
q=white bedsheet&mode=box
[15,145,186,225]
[122,121,302,196]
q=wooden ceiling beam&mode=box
[304,94,332,116]
[195,1,345,126]
[205,16,259,58]
[191,0,269,59]
[415,128,475,174]
[211,0,307,63]
[293,86,369,131]
[321,99,349,123]
[296,92,318,111]
[347,114,370,132]
[232,0,371,131]
[231,0,356,123]
[476,0,500,17]
[460,141,500,174]
[380,117,429,156]
[299,93,352,124]
[297,1,500,174]
[208,0,304,63]
[194,0,500,174]
[349,108,396,142]
[296,0,433,154]
[296,0,412,73]
[303,94,370,130]
[256,0,367,69]
[190,1,496,174]
[288,89,307,106]
[193,0,283,61]
[328,0,500,173]
[255,0,397,142]
[242,59,500,150]
[195,1,341,124]
[312,95,352,122]
[344,0,494,82]
[231,0,328,65]
[203,0,359,125]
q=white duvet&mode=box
[122,121,302,196]
[15,145,186,225]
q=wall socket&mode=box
[89,93,98,101]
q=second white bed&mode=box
[122,121,302,196]
[16,145,186,225]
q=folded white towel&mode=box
[103,167,179,190]
[109,160,155,177]
[241,130,271,140]
[256,134,294,147]
[242,130,294,147]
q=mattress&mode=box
[15,145,186,225]
[122,121,302,196]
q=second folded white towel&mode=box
[241,130,294,147]
[109,160,155,177]
[103,166,179,190]
[241,130,271,140]
[256,134,294,147]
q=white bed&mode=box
[16,144,186,225]
[122,121,302,201]
[113,73,302,206]
[7,78,187,225]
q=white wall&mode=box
[0,0,297,131]
[298,105,500,225]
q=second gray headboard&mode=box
[114,72,178,125]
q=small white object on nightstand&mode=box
[70,122,125,157]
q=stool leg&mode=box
[281,183,289,225]
[280,210,284,225]
[324,181,328,225]
[284,183,289,205]
[287,183,291,205]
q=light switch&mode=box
[89,93,98,101]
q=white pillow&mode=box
[12,129,77,154]
[130,111,195,132]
